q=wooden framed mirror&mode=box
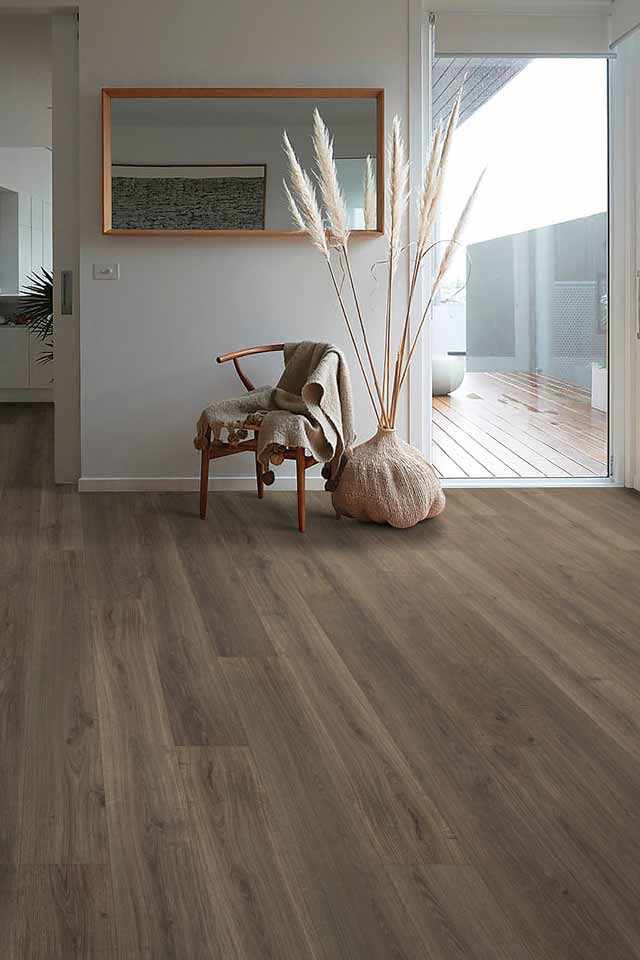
[101,87,385,236]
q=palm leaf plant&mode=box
[20,268,54,364]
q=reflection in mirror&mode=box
[111,164,267,230]
[335,158,376,230]
[106,93,381,233]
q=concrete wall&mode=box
[465,212,607,387]
[78,0,406,485]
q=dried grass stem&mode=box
[283,95,482,432]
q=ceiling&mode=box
[433,56,531,127]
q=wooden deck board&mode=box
[433,372,608,479]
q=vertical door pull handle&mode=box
[61,270,73,316]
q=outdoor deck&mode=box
[433,372,608,480]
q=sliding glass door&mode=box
[430,56,609,480]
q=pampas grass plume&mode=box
[283,180,306,232]
[283,130,329,258]
[388,115,410,275]
[364,155,376,230]
[312,108,350,246]
[416,122,443,258]
[433,166,486,289]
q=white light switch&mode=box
[93,263,119,279]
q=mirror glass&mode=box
[107,95,380,233]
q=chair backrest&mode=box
[216,343,285,392]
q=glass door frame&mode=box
[409,3,623,487]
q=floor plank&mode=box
[83,505,215,957]
[0,409,47,867]
[290,505,640,960]
[0,866,17,959]
[164,495,274,658]
[387,864,533,960]
[221,656,437,960]
[83,494,245,747]
[19,549,108,864]
[177,746,317,959]
[221,492,462,866]
[14,865,116,960]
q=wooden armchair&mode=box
[197,344,317,532]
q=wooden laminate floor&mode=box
[3,402,640,959]
[433,372,608,479]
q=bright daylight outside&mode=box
[431,58,609,480]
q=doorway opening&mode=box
[0,14,53,405]
[0,8,80,486]
[431,57,609,481]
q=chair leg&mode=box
[295,447,306,533]
[199,430,211,519]
[255,438,264,499]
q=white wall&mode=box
[0,147,52,201]
[0,15,51,148]
[79,0,407,485]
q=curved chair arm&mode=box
[216,343,285,392]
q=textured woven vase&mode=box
[331,427,445,528]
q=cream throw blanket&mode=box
[195,342,354,488]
